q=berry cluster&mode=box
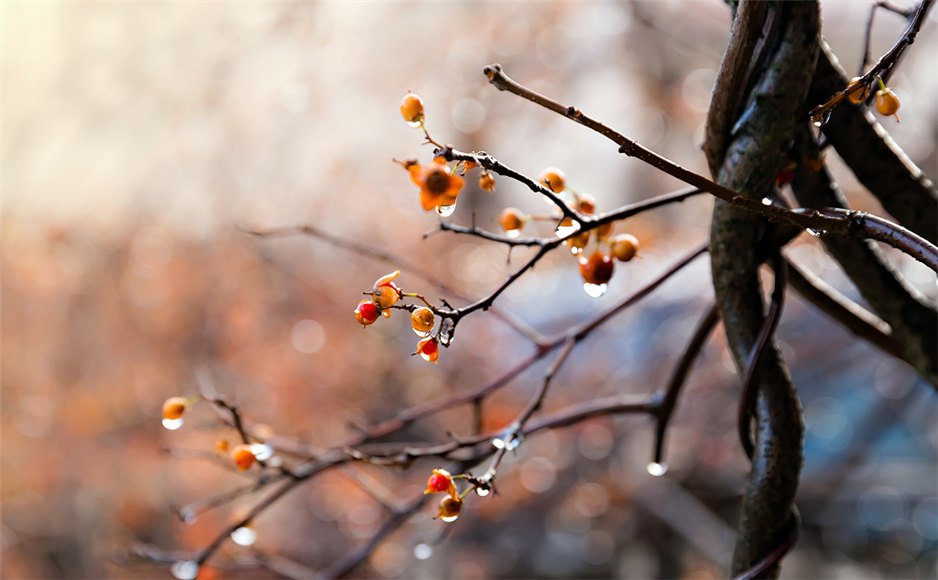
[354,270,443,364]
[497,168,642,298]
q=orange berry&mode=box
[539,168,566,193]
[579,251,615,285]
[411,307,435,335]
[576,193,596,215]
[373,271,402,309]
[846,77,867,104]
[400,93,425,125]
[479,171,495,192]
[230,444,256,471]
[610,233,640,262]
[216,440,229,454]
[435,495,463,521]
[415,336,440,364]
[876,88,900,117]
[354,300,381,326]
[498,208,525,233]
[162,397,188,421]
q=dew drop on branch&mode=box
[583,283,607,298]
[249,443,274,461]
[812,110,831,128]
[162,418,184,431]
[505,228,521,239]
[171,561,199,580]
[230,526,257,546]
[475,487,490,497]
[440,514,460,523]
[646,462,669,477]
[437,204,456,217]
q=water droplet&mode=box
[761,196,773,206]
[646,462,668,477]
[505,437,521,450]
[506,229,521,239]
[171,560,199,580]
[249,443,274,461]
[583,283,607,298]
[412,328,431,338]
[414,543,433,560]
[492,438,506,449]
[406,120,422,128]
[179,507,197,525]
[555,220,581,238]
[440,514,459,523]
[569,245,583,255]
[812,110,831,128]
[230,526,257,546]
[475,487,490,497]
[162,418,184,431]
[436,204,456,217]
[807,229,828,238]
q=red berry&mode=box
[354,300,380,326]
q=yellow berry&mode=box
[400,93,425,125]
[539,168,566,193]
[162,397,188,420]
[610,233,639,262]
[876,88,900,117]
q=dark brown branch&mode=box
[790,122,937,384]
[738,257,788,460]
[784,259,906,362]
[483,64,938,270]
[810,41,938,246]
[653,304,720,464]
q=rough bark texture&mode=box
[706,2,819,576]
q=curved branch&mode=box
[706,2,818,576]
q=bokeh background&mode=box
[3,2,936,579]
